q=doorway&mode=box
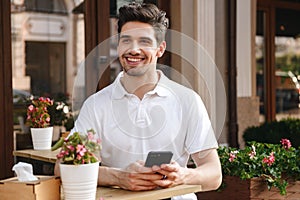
[25,41,66,97]
[256,0,300,122]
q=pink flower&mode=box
[76,154,82,160]
[57,150,69,158]
[229,154,235,162]
[229,150,238,162]
[26,96,53,128]
[76,144,87,156]
[262,152,275,166]
[57,152,64,159]
[67,145,75,151]
[280,138,291,150]
[53,130,100,165]
[28,105,34,112]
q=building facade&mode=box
[1,0,300,178]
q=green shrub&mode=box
[243,118,300,147]
[218,140,300,195]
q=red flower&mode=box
[262,152,275,166]
[66,145,74,152]
[26,96,53,128]
[76,144,87,157]
[280,138,291,150]
[28,105,34,112]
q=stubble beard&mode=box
[123,63,151,77]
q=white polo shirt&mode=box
[72,70,218,168]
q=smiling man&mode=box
[118,21,165,75]
[55,3,222,200]
[117,20,165,99]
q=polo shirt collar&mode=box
[111,70,171,99]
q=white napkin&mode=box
[12,162,38,182]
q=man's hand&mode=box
[150,161,188,188]
[116,160,163,191]
[149,149,222,191]
[99,149,221,191]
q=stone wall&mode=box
[237,96,260,148]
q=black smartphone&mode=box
[144,151,173,167]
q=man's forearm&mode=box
[188,149,222,191]
[55,161,121,187]
[98,166,121,186]
[184,163,222,191]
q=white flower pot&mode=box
[30,127,53,150]
[59,162,99,200]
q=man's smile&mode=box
[124,55,146,65]
[126,57,143,62]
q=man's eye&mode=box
[140,39,151,44]
[121,39,130,43]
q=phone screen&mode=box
[144,151,173,167]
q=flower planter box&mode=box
[196,176,300,200]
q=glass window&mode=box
[275,8,300,120]
[24,0,67,14]
[256,10,267,123]
[11,0,81,136]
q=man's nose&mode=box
[129,41,141,54]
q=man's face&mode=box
[117,21,166,77]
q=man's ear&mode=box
[157,41,166,58]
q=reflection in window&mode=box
[256,10,266,123]
[275,8,300,120]
[24,0,67,14]
[275,36,300,120]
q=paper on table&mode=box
[12,162,38,182]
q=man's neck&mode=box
[121,71,160,100]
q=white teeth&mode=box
[127,57,142,62]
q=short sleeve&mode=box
[184,93,218,154]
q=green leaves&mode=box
[51,137,64,151]
[53,130,101,165]
[218,140,300,195]
[26,97,53,128]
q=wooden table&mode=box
[13,149,59,164]
[13,150,202,199]
[13,149,59,175]
[86,185,201,200]
[1,176,201,200]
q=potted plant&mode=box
[48,97,73,141]
[198,139,300,200]
[26,97,54,150]
[52,129,101,200]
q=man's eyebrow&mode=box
[119,35,131,39]
[140,37,153,41]
[119,35,153,41]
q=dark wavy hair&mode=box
[118,2,169,45]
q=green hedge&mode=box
[243,118,300,147]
